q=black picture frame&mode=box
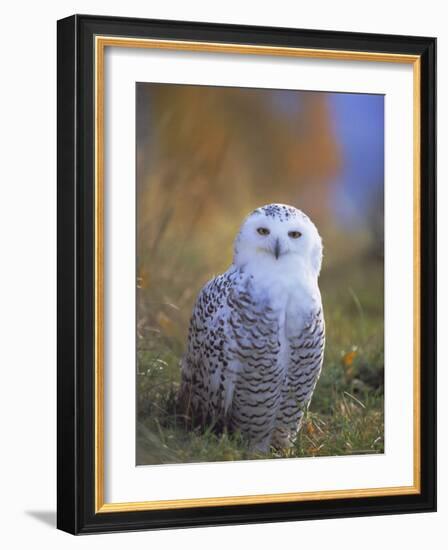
[57,14,436,535]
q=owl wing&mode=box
[178,268,240,426]
[179,268,283,449]
[273,308,325,447]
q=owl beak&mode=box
[274,239,281,260]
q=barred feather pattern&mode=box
[178,266,325,451]
[272,309,325,448]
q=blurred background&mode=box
[136,83,384,465]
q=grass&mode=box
[136,255,384,465]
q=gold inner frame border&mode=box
[94,35,421,513]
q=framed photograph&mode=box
[57,15,436,534]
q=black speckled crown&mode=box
[252,204,306,223]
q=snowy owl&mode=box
[178,204,325,451]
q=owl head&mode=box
[233,204,323,278]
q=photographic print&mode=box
[136,83,385,465]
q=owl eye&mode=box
[257,227,270,236]
[288,230,302,239]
